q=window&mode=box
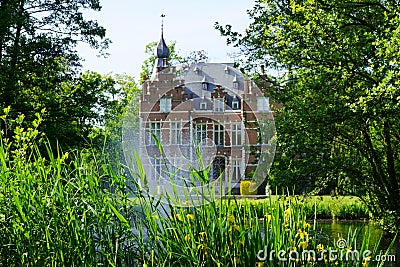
[231,123,242,146]
[160,98,172,113]
[151,157,162,179]
[149,122,161,145]
[232,101,239,110]
[233,81,238,89]
[214,124,224,146]
[214,98,224,113]
[170,122,181,144]
[200,102,207,110]
[202,83,207,90]
[257,97,270,112]
[257,121,271,145]
[195,123,207,144]
[224,66,229,74]
[231,159,242,180]
[212,157,225,180]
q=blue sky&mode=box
[77,0,254,78]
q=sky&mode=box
[77,0,255,79]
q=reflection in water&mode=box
[314,220,399,266]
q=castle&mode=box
[137,27,274,196]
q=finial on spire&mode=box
[161,14,166,33]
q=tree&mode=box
[89,73,140,162]
[140,41,209,83]
[0,0,110,149]
[216,0,400,232]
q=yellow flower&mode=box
[235,255,241,264]
[256,262,264,267]
[185,234,191,241]
[199,231,207,241]
[362,256,371,267]
[227,215,235,223]
[299,241,308,250]
[186,214,195,220]
[265,214,272,223]
[176,214,182,221]
[285,208,291,215]
[317,243,324,251]
[303,221,311,229]
[296,229,302,237]
[307,255,314,262]
[230,224,240,231]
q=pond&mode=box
[314,220,399,266]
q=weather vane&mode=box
[161,14,166,31]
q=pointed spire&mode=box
[155,14,170,59]
[151,14,170,81]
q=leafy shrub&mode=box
[240,180,257,195]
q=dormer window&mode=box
[160,97,172,113]
[202,76,207,89]
[200,102,207,110]
[233,74,238,89]
[224,65,229,74]
[232,101,239,110]
[194,66,199,74]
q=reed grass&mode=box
[0,115,395,266]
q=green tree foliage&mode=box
[216,0,400,232]
[0,0,111,149]
[89,73,140,162]
[140,41,209,83]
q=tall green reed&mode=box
[0,109,395,266]
[0,109,141,266]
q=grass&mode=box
[135,194,391,266]
[0,116,395,266]
[219,195,369,221]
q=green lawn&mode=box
[222,195,369,220]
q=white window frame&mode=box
[160,98,172,113]
[231,159,242,180]
[214,98,224,113]
[232,101,239,110]
[170,122,181,145]
[202,83,207,90]
[257,97,270,112]
[151,157,162,179]
[149,122,161,145]
[200,102,207,110]
[231,123,242,146]
[195,123,207,144]
[214,124,224,147]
